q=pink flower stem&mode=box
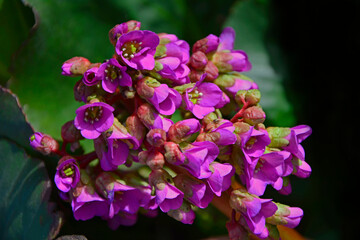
[77,151,98,168]
[230,99,249,123]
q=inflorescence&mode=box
[29,20,312,239]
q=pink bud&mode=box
[189,51,208,69]
[242,106,266,125]
[61,57,91,76]
[146,129,166,147]
[61,120,83,142]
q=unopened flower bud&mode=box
[204,61,219,81]
[266,127,291,148]
[61,57,91,76]
[189,51,208,69]
[266,203,303,228]
[229,189,255,214]
[73,80,98,103]
[168,118,201,143]
[163,142,185,164]
[167,201,195,224]
[29,132,59,155]
[138,149,165,170]
[242,106,266,125]
[146,129,166,147]
[192,34,219,53]
[211,50,251,73]
[125,115,146,144]
[61,120,83,142]
[108,20,141,45]
[235,89,261,106]
[136,77,159,99]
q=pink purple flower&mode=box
[74,101,114,139]
[230,189,277,238]
[149,169,184,213]
[206,162,235,196]
[246,151,291,196]
[97,58,132,93]
[108,20,141,45]
[183,77,224,119]
[180,141,219,179]
[54,157,80,192]
[116,30,159,70]
[154,34,190,85]
[167,202,196,224]
[82,66,100,86]
[71,183,108,221]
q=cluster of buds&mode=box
[29,20,312,239]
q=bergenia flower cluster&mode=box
[29,20,312,239]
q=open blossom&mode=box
[149,169,184,212]
[230,189,277,238]
[154,33,190,85]
[245,151,291,196]
[180,141,219,179]
[74,101,114,139]
[95,172,151,219]
[116,30,159,70]
[168,202,195,224]
[183,77,224,119]
[206,162,235,196]
[97,58,132,93]
[174,174,213,209]
[198,119,236,146]
[136,77,182,116]
[95,123,140,171]
[71,180,109,221]
[54,156,80,192]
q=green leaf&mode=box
[223,0,295,126]
[0,0,35,85]
[0,139,58,240]
[0,86,34,149]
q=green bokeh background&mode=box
[0,0,357,239]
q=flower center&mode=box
[245,137,257,150]
[84,106,103,124]
[188,88,203,104]
[254,158,265,173]
[104,64,122,82]
[62,164,75,177]
[121,40,142,59]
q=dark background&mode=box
[270,0,358,239]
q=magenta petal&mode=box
[218,27,235,51]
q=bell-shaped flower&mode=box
[97,58,132,93]
[182,77,224,119]
[94,119,140,171]
[149,169,184,213]
[167,201,196,224]
[181,141,219,179]
[246,151,291,196]
[174,174,213,208]
[153,33,190,85]
[54,156,80,192]
[71,174,108,221]
[197,119,236,146]
[230,189,277,238]
[116,30,159,70]
[74,101,114,139]
[206,162,235,196]
[136,77,182,116]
